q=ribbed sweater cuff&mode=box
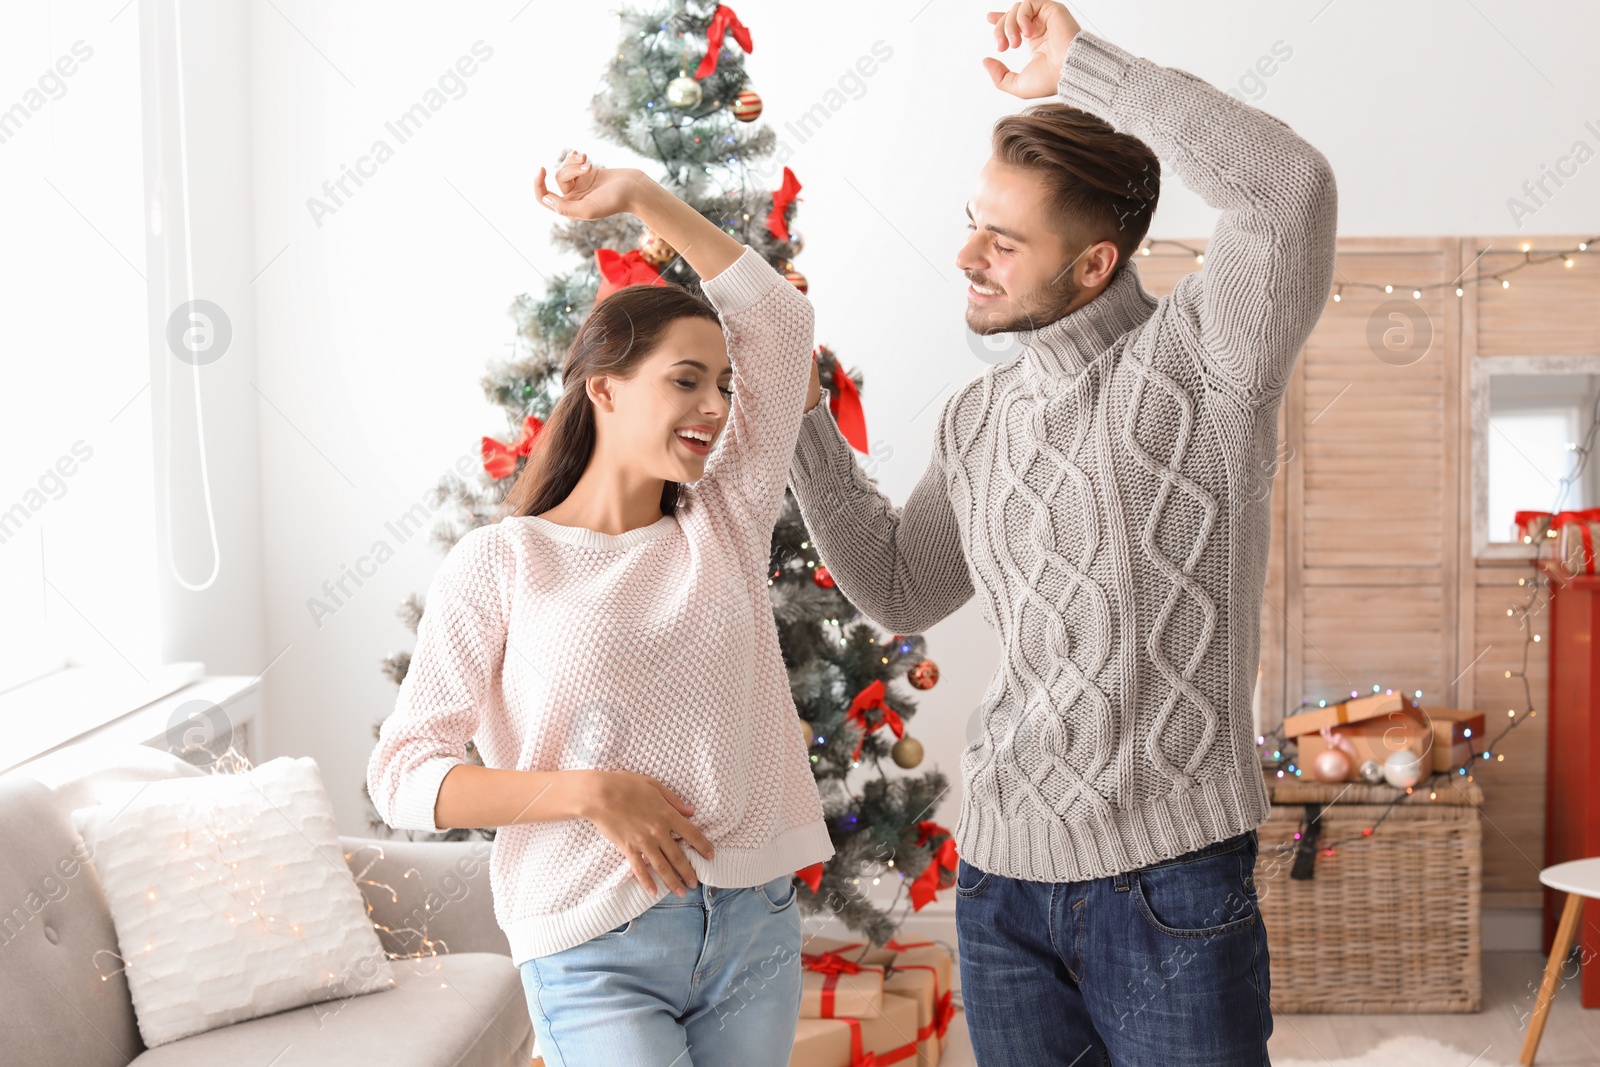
[700,245,782,316]
[1057,29,1134,114]
[390,756,464,833]
[789,386,857,492]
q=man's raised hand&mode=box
[983,2,1082,100]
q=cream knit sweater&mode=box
[787,31,1338,882]
[368,247,834,964]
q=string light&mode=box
[93,744,450,989]
[1139,237,1598,304]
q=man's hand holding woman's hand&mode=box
[983,1,1081,99]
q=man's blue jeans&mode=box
[954,829,1272,1066]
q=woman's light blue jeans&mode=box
[519,873,803,1066]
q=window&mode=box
[0,4,157,694]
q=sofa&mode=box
[0,744,533,1067]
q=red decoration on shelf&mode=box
[783,267,808,294]
[844,679,905,760]
[481,414,544,479]
[813,565,835,589]
[693,4,753,79]
[767,167,801,241]
[1552,508,1600,575]
[907,658,940,690]
[594,248,665,302]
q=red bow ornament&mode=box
[844,679,905,761]
[768,167,801,241]
[795,862,825,893]
[909,834,958,911]
[693,4,753,79]
[482,415,544,480]
[830,360,869,454]
[594,248,665,303]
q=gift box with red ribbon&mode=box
[882,942,954,1065]
[788,991,922,1067]
[800,948,885,1019]
[1553,508,1600,576]
[1514,509,1556,544]
[798,936,954,1063]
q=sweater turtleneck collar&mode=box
[1014,260,1160,378]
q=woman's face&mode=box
[591,315,732,483]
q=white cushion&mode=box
[71,755,394,1048]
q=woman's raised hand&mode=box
[536,149,640,221]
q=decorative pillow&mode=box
[71,755,393,1047]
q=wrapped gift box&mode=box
[1295,706,1430,781]
[1283,690,1421,740]
[800,947,885,1019]
[1555,513,1600,576]
[789,991,921,1066]
[1422,708,1486,771]
[882,943,954,1065]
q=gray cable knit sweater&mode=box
[787,30,1337,883]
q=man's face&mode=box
[957,156,1105,335]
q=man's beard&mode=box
[965,247,1089,335]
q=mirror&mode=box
[1472,356,1600,557]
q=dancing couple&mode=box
[369,3,1336,1064]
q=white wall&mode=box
[234,0,1600,839]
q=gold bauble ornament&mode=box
[665,75,703,109]
[638,227,676,267]
[891,735,924,769]
[802,719,815,747]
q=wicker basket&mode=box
[1255,773,1483,1013]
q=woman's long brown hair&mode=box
[496,282,720,521]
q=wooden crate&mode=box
[1255,773,1483,1013]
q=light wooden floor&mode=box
[934,951,1598,1066]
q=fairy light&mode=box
[1261,383,1600,856]
[1141,237,1596,305]
[93,743,450,988]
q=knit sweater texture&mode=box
[787,30,1338,883]
[367,246,834,964]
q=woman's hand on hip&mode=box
[581,769,715,896]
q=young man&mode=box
[791,3,1337,1064]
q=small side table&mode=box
[1520,857,1600,1065]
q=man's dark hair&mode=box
[991,103,1160,272]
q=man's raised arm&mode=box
[787,389,974,635]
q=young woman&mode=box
[366,149,834,1065]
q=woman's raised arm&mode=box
[535,151,745,284]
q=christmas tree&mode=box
[366,0,955,946]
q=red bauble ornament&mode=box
[812,565,834,589]
[908,659,940,690]
[732,89,763,122]
[784,267,808,294]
